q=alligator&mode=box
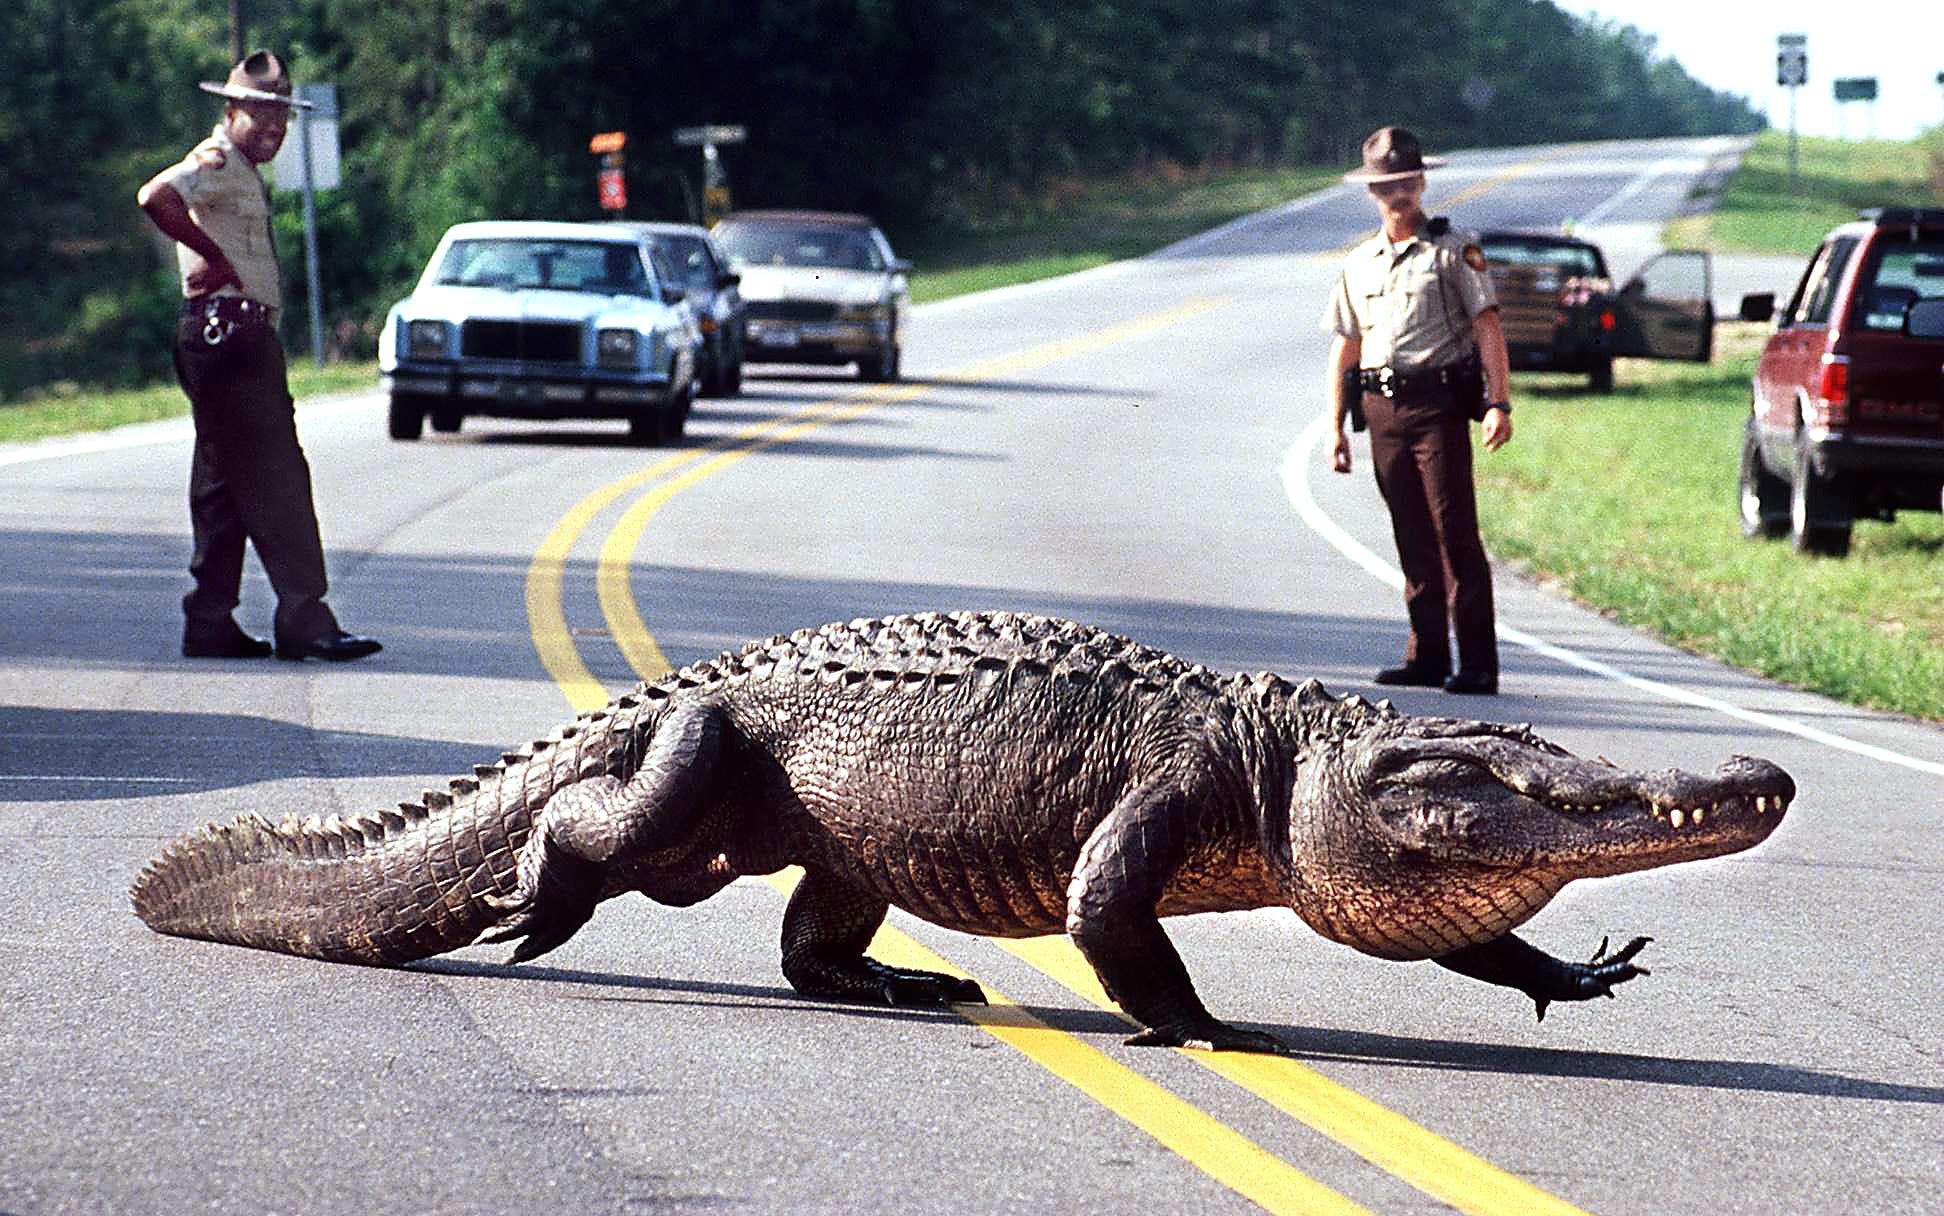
[132,611,1795,1051]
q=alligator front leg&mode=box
[1434,932,1652,1021]
[1068,777,1283,1053]
[779,869,985,1007]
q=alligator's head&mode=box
[1277,686,1795,959]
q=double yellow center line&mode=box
[521,283,1590,1213]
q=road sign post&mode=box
[270,82,339,368]
[674,125,746,225]
[1777,35,1806,192]
[1833,77,1879,140]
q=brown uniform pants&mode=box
[172,311,339,647]
[1363,388,1498,677]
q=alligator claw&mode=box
[875,968,987,1007]
[1125,1022,1286,1054]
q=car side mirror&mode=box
[889,258,913,276]
[663,285,687,304]
[718,271,741,288]
[1738,292,1775,323]
[1906,297,1944,339]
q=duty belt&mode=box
[1358,359,1478,400]
[183,296,276,345]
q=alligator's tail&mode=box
[131,786,537,966]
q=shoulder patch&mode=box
[194,145,227,170]
[1463,244,1487,271]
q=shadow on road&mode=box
[0,705,491,802]
[412,957,1942,1106]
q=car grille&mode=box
[746,300,839,323]
[461,320,581,363]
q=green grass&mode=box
[1477,324,1944,722]
[0,360,381,445]
[1664,127,1943,255]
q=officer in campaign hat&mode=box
[137,52,381,662]
[1321,126,1513,695]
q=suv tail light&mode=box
[1811,354,1850,427]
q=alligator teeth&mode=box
[1692,807,1706,824]
[1668,808,1686,829]
[1756,796,1770,813]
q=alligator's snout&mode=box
[1636,755,1794,831]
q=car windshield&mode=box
[716,223,883,272]
[648,234,721,292]
[1852,238,1944,331]
[435,239,651,295]
[1480,239,1603,277]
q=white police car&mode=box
[379,221,700,443]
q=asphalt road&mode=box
[3,135,1939,1216]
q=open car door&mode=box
[1611,248,1714,362]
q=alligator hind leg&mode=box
[779,870,985,1007]
[480,702,726,962]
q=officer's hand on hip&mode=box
[1481,406,1512,452]
[186,253,243,297]
[1331,427,1354,474]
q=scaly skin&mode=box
[132,611,1796,1051]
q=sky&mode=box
[1551,0,1943,140]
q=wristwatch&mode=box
[1488,400,1511,415]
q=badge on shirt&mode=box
[194,145,227,170]
[1462,244,1487,272]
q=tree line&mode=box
[1,0,1762,399]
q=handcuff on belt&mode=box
[185,297,274,347]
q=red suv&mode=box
[1738,208,1944,556]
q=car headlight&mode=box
[597,328,639,369]
[406,320,449,358]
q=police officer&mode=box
[137,51,380,662]
[1322,127,1512,695]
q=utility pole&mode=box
[228,0,245,63]
[1777,34,1806,193]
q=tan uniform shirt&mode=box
[143,124,282,311]
[1322,222,1495,371]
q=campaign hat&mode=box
[1343,126,1445,183]
[199,50,313,108]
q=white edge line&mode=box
[1284,416,1944,778]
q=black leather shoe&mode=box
[1374,663,1448,688]
[276,631,383,662]
[1443,670,1499,695]
[182,620,273,659]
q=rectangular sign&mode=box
[674,124,747,146]
[1833,77,1878,101]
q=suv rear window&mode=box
[716,223,885,272]
[1479,239,1604,277]
[1789,236,1858,324]
[1850,237,1944,331]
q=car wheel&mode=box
[430,408,463,434]
[662,376,694,443]
[388,393,426,441]
[858,341,900,383]
[1737,417,1788,539]
[1587,356,1614,394]
[1789,430,1852,557]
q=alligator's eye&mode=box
[1378,756,1487,790]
